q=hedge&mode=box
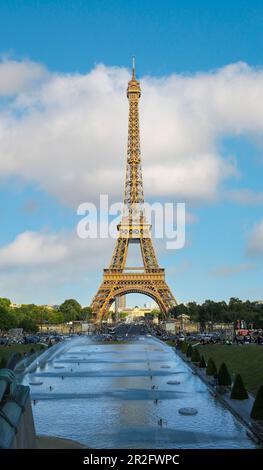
[251,385,263,420]
[206,357,217,377]
[191,348,201,363]
[0,357,7,369]
[218,362,232,386]
[230,374,248,400]
[186,343,193,358]
[199,355,206,368]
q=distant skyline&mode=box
[0,0,262,306]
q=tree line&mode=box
[169,298,263,329]
[0,298,92,333]
[1,297,263,333]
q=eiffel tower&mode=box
[91,59,177,321]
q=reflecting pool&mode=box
[22,336,258,448]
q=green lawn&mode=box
[196,344,263,395]
[0,343,44,364]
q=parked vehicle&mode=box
[0,338,8,345]
[23,335,40,344]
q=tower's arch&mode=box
[101,286,167,321]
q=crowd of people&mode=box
[234,331,263,345]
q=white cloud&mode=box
[0,231,68,268]
[0,229,115,269]
[1,59,263,303]
[210,263,256,277]
[247,219,263,256]
[1,60,263,207]
[0,229,115,304]
[227,189,263,204]
[0,59,48,96]
[0,225,183,304]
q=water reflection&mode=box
[23,336,259,449]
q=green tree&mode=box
[231,374,248,400]
[181,341,188,354]
[167,298,263,329]
[34,306,50,325]
[47,309,64,324]
[59,299,82,322]
[168,306,177,318]
[201,300,222,331]
[206,358,217,377]
[228,297,245,327]
[186,343,193,358]
[176,304,189,317]
[218,362,232,386]
[79,306,93,321]
[0,298,11,309]
[251,386,263,420]
[198,304,209,330]
[229,297,244,312]
[119,311,129,319]
[0,357,7,369]
[187,302,199,321]
[14,304,38,326]
[0,305,17,330]
[191,347,201,363]
[217,301,229,323]
[18,318,39,333]
[199,355,206,368]
[151,309,161,316]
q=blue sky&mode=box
[0,0,262,307]
[1,0,263,73]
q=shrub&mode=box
[218,362,232,386]
[186,344,193,358]
[191,348,201,363]
[199,355,206,368]
[30,347,35,355]
[230,374,248,400]
[206,357,217,377]
[181,341,188,354]
[250,386,263,420]
[0,357,7,369]
[177,340,182,350]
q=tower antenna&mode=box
[132,56,136,79]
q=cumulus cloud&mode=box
[0,58,48,96]
[0,231,68,268]
[247,219,263,256]
[0,224,179,303]
[0,60,263,207]
[0,229,115,269]
[0,229,115,304]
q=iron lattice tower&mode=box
[91,60,177,321]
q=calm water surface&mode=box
[22,336,258,448]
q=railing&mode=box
[104,268,165,274]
